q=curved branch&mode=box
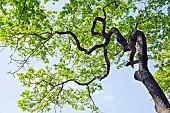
[53,31,88,52]
[125,30,148,69]
[91,17,105,37]
[90,26,130,54]
[100,47,110,80]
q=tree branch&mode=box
[100,47,110,80]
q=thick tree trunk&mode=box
[127,30,170,113]
[134,70,170,113]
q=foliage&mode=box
[0,0,169,112]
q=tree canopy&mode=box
[0,0,169,113]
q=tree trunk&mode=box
[129,30,170,113]
[134,69,170,113]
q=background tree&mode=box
[0,0,169,113]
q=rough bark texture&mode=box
[131,30,170,113]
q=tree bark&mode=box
[134,70,170,113]
[125,30,170,113]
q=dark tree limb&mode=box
[89,4,129,54]
[53,31,88,52]
[91,17,105,37]
[100,47,110,80]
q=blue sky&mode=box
[0,1,158,113]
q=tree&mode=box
[0,0,169,113]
